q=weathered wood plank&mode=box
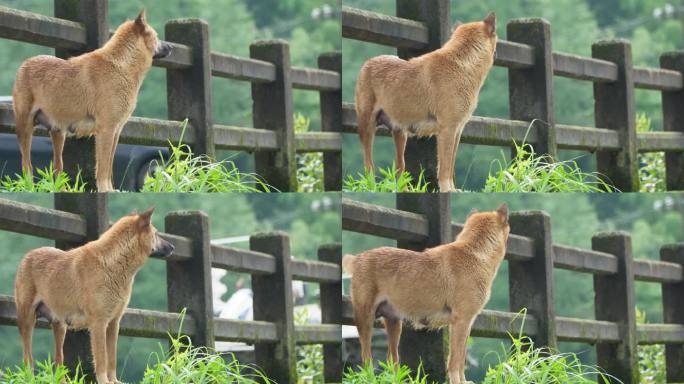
[638,323,684,344]
[291,67,341,91]
[553,245,618,275]
[211,53,276,83]
[295,132,342,153]
[556,317,620,343]
[471,309,539,338]
[553,52,618,83]
[633,66,684,91]
[637,132,684,153]
[555,124,621,151]
[0,6,86,49]
[119,117,195,146]
[211,245,276,275]
[453,223,534,261]
[214,125,279,151]
[152,41,193,69]
[495,40,535,69]
[214,318,279,343]
[633,259,683,283]
[295,324,342,345]
[291,259,341,283]
[341,6,428,49]
[342,198,429,242]
[156,233,193,262]
[0,198,86,242]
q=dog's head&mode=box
[462,203,510,249]
[117,10,173,63]
[450,11,497,59]
[132,208,175,259]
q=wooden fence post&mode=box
[165,211,215,348]
[396,0,450,190]
[507,18,557,159]
[251,40,297,192]
[166,19,214,158]
[660,244,684,381]
[593,40,639,192]
[319,52,342,191]
[592,231,639,384]
[395,193,451,381]
[319,243,343,382]
[508,211,557,349]
[660,52,684,191]
[54,0,108,190]
[53,193,109,380]
[250,232,296,382]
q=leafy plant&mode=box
[483,123,616,192]
[343,164,430,192]
[637,114,666,193]
[637,308,666,384]
[295,114,324,193]
[482,311,617,384]
[141,120,271,192]
[1,357,85,384]
[0,163,86,192]
[343,361,432,384]
[295,308,324,383]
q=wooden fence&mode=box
[342,195,684,384]
[342,0,684,192]
[0,195,343,384]
[0,1,342,192]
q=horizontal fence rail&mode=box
[342,1,684,192]
[342,195,684,383]
[0,3,342,192]
[0,196,343,383]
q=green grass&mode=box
[343,164,430,192]
[483,125,616,192]
[636,114,666,193]
[141,120,271,193]
[343,312,618,384]
[0,163,86,192]
[1,330,271,384]
[295,114,324,193]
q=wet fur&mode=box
[14,209,174,384]
[343,204,510,384]
[12,10,172,191]
[355,12,498,192]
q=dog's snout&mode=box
[153,42,173,59]
[151,238,174,258]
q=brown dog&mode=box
[12,10,172,192]
[343,204,509,384]
[14,208,174,384]
[355,12,498,192]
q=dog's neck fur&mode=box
[93,22,152,83]
[449,218,506,268]
[433,26,495,73]
[80,219,149,279]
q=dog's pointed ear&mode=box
[467,208,478,218]
[484,11,496,36]
[135,9,147,33]
[138,207,154,228]
[496,203,508,224]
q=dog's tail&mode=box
[342,254,356,274]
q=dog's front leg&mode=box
[50,130,66,175]
[95,131,116,192]
[89,322,109,384]
[437,130,458,192]
[447,317,475,384]
[52,322,67,366]
[391,130,408,176]
[106,317,122,383]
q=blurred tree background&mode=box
[0,0,340,173]
[343,193,683,381]
[342,0,683,191]
[0,193,341,381]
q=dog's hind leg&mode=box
[382,316,402,365]
[49,130,65,175]
[14,288,36,366]
[52,321,67,366]
[14,106,35,175]
[391,129,408,176]
[355,90,377,173]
